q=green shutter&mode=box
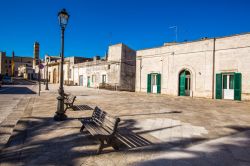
[157,74,161,94]
[179,72,186,96]
[234,73,242,101]
[216,73,222,99]
[147,74,151,93]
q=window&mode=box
[108,65,110,69]
[229,75,234,89]
[102,75,106,83]
[151,74,157,86]
[223,75,227,89]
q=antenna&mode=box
[105,32,113,60]
[108,32,112,46]
[169,26,178,42]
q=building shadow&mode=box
[0,86,36,94]
[0,116,100,166]
[119,111,182,117]
[14,79,37,85]
[1,114,250,165]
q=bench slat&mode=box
[84,122,110,136]
[80,106,120,154]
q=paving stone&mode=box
[0,84,250,165]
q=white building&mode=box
[136,33,250,101]
[43,43,136,91]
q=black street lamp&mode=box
[45,56,49,90]
[54,9,69,121]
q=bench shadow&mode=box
[114,119,181,151]
[71,105,94,111]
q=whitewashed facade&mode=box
[136,33,250,101]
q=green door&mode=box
[179,72,186,96]
[216,73,223,99]
[234,73,242,101]
[156,74,161,94]
[147,74,151,93]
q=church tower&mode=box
[33,42,40,68]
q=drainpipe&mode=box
[73,66,74,85]
[139,57,142,92]
[212,38,216,99]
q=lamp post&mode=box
[54,8,69,121]
[45,57,49,90]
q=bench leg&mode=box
[108,137,120,150]
[97,139,104,154]
[80,124,85,132]
[64,105,68,112]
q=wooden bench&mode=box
[79,106,120,154]
[64,93,76,111]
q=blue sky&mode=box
[0,0,250,59]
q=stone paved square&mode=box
[1,84,249,166]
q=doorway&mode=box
[179,70,191,96]
[151,74,158,93]
[53,69,57,84]
[147,73,161,94]
[87,76,90,87]
[79,75,83,86]
[222,74,234,100]
[216,73,241,101]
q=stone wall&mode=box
[120,44,136,91]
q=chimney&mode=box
[93,56,100,61]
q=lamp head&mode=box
[58,9,69,29]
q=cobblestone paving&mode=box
[0,84,250,166]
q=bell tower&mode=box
[33,42,40,68]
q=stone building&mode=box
[43,55,91,85]
[18,65,34,79]
[73,43,136,91]
[0,51,33,77]
[136,33,250,101]
[0,42,40,79]
[43,43,136,91]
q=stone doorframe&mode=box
[177,66,196,97]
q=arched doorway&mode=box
[53,68,57,84]
[179,69,191,96]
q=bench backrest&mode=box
[64,94,76,103]
[92,106,120,135]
